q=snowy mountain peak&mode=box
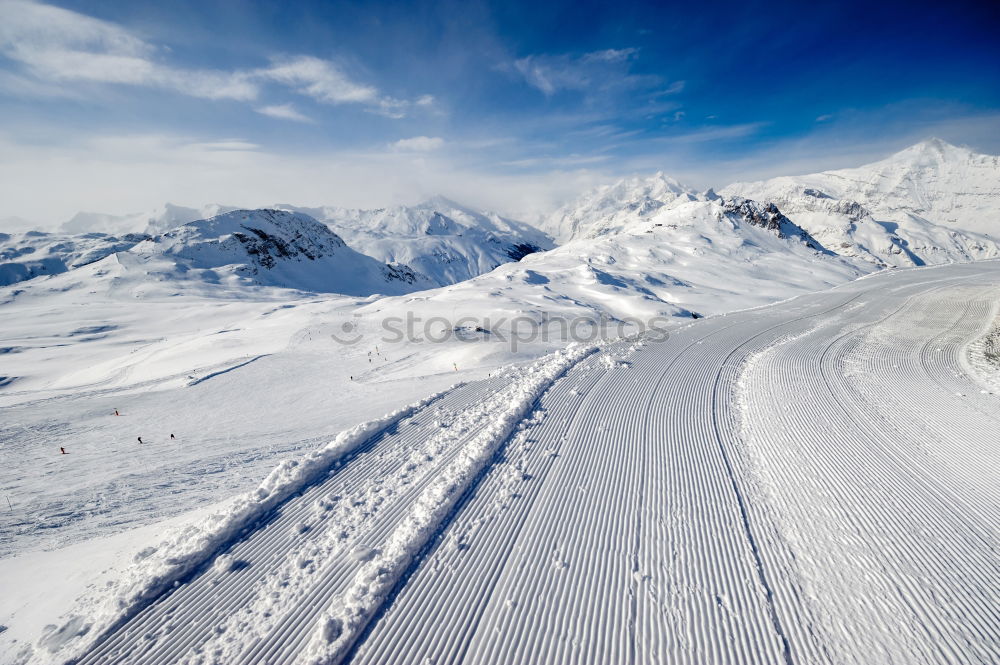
[602,171,696,205]
[119,208,430,295]
[543,172,701,242]
[412,194,468,213]
[890,137,969,163]
[279,201,553,287]
[722,140,1000,267]
[150,209,348,266]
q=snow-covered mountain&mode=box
[37,198,552,289]
[0,230,152,287]
[136,209,430,295]
[723,139,1000,266]
[540,172,702,242]
[368,195,865,352]
[4,209,431,298]
[279,197,553,286]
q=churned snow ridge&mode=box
[34,385,459,664]
[300,343,596,665]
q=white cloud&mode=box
[391,136,444,151]
[0,0,148,59]
[512,55,582,95]
[188,139,260,151]
[256,103,312,123]
[581,48,638,64]
[0,130,607,227]
[0,0,257,100]
[816,114,833,122]
[255,56,375,105]
[657,80,685,95]
[0,1,428,113]
[509,48,659,100]
[654,122,766,144]
[0,69,86,99]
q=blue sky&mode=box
[1,0,998,223]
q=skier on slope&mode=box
[137,436,143,444]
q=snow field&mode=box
[57,347,593,665]
[5,261,1000,665]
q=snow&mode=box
[2,208,431,294]
[0,502,224,663]
[962,307,1000,394]
[13,197,554,291]
[540,171,700,242]
[134,208,431,295]
[300,344,595,665]
[1,139,999,664]
[280,197,554,287]
[722,138,1000,267]
[29,386,455,662]
[0,230,151,286]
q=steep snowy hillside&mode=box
[280,198,553,286]
[0,230,151,287]
[133,209,431,296]
[541,172,701,242]
[4,209,430,298]
[723,139,1000,266]
[61,203,238,235]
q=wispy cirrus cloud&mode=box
[391,136,444,152]
[653,122,767,144]
[255,56,376,105]
[506,47,680,102]
[255,103,313,123]
[0,0,429,115]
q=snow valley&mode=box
[1,140,999,665]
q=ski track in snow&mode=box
[27,261,1000,665]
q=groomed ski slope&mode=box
[51,261,1000,665]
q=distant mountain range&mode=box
[0,139,997,297]
[275,197,553,287]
